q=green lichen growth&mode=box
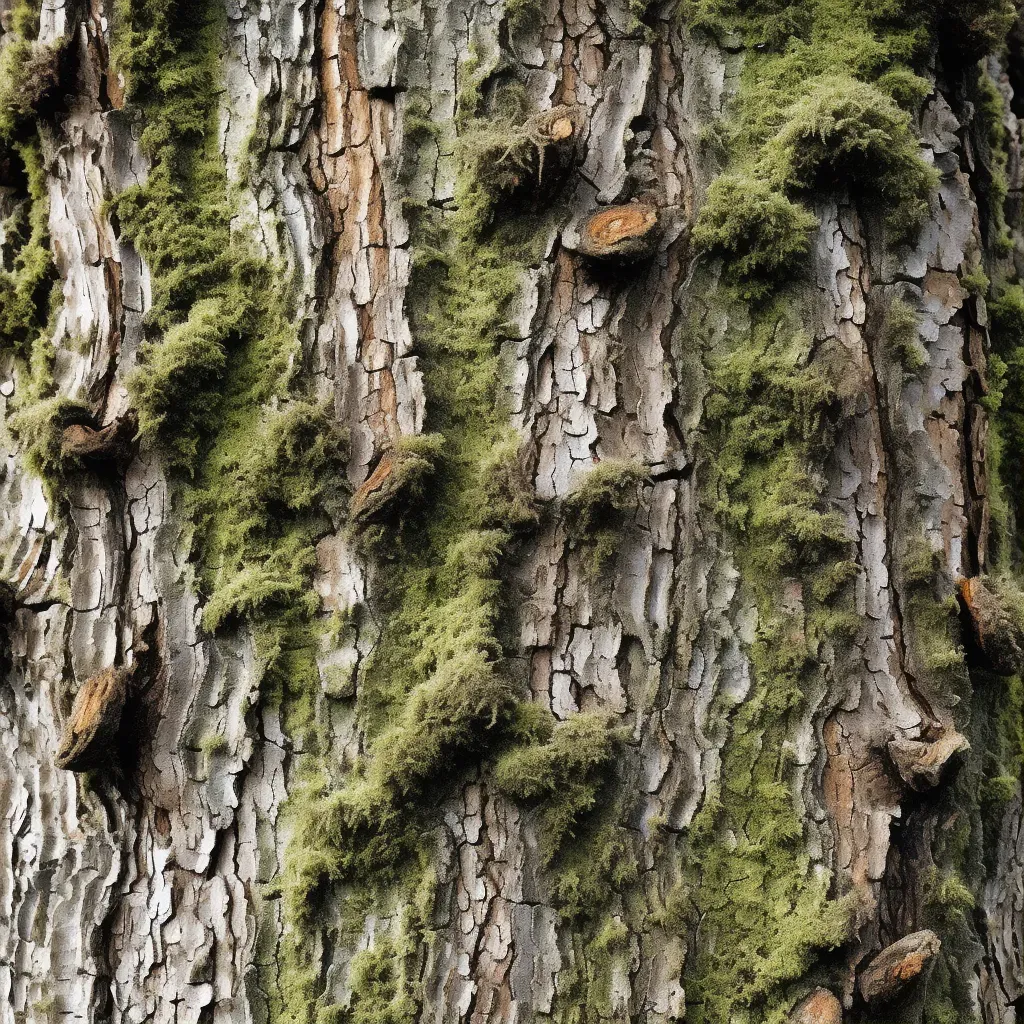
[693,175,818,299]
[988,284,1024,558]
[901,536,966,683]
[687,0,960,299]
[276,64,564,1021]
[7,396,91,502]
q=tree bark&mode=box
[1,0,1023,1023]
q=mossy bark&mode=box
[2,0,1024,1022]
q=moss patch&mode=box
[495,711,621,863]
[677,297,859,1024]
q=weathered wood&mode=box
[858,931,941,1004]
[887,729,968,792]
[60,412,137,466]
[55,665,130,772]
[574,202,660,260]
[0,0,1021,1019]
[790,988,843,1024]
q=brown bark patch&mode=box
[575,203,659,261]
[56,665,131,772]
[61,411,137,466]
[790,988,842,1024]
[350,453,396,522]
[857,930,940,1003]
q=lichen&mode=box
[882,295,928,372]
[276,63,564,1019]
[688,0,951,298]
[7,396,92,503]
[692,175,818,299]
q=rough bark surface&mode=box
[1,0,1024,1023]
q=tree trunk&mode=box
[2,0,1024,1022]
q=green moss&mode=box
[7,396,91,503]
[189,400,348,632]
[0,138,57,354]
[278,66,566,1020]
[987,284,1024,560]
[673,290,859,1021]
[0,0,61,143]
[678,4,1016,1022]
[562,460,649,572]
[348,434,444,542]
[0,38,60,140]
[693,175,818,299]
[344,937,418,1024]
[495,711,620,862]
[763,75,937,239]
[882,296,927,371]
[900,537,967,690]
[687,0,954,298]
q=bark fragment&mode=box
[574,202,660,261]
[857,930,941,1004]
[60,412,138,467]
[790,988,843,1024]
[55,665,130,772]
[958,576,1024,675]
[886,729,968,792]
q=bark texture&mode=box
[1,0,1024,1023]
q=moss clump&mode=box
[111,0,299,470]
[495,711,620,862]
[284,635,516,930]
[694,75,936,296]
[278,62,567,1018]
[693,175,818,298]
[477,430,539,535]
[901,537,966,682]
[762,75,936,239]
[705,318,848,580]
[344,945,417,1024]
[0,0,62,142]
[0,38,60,140]
[127,297,231,466]
[882,296,928,371]
[686,0,958,298]
[988,284,1024,558]
[0,138,57,354]
[562,459,648,571]
[189,401,348,632]
[7,396,92,502]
